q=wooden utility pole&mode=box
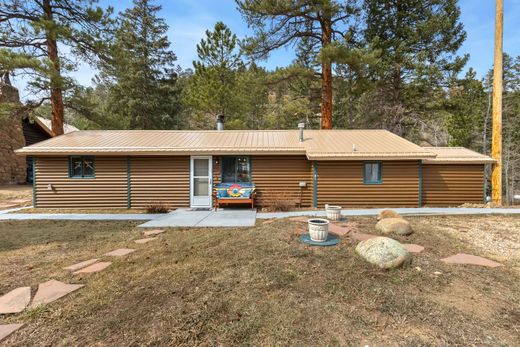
[491,0,503,205]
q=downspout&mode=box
[418,160,423,207]
[313,161,318,208]
[127,157,131,209]
[32,157,37,208]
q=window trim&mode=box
[220,156,251,183]
[69,156,96,179]
[363,161,382,185]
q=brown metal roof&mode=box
[422,147,495,164]
[17,129,441,160]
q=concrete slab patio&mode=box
[138,208,257,228]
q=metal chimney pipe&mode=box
[298,122,305,142]
[216,115,224,131]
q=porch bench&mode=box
[214,183,256,209]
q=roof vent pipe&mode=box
[216,115,224,131]
[352,144,357,152]
[298,122,305,142]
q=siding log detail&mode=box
[316,161,420,207]
[35,157,127,208]
[422,164,484,206]
[129,156,189,208]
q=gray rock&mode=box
[375,217,413,236]
[355,237,411,269]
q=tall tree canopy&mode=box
[0,0,110,135]
[363,0,467,136]
[236,0,359,129]
[96,0,180,129]
[182,21,245,128]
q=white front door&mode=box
[190,156,212,208]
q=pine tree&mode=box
[182,22,244,128]
[0,0,111,135]
[362,0,467,137]
[97,0,180,129]
[236,0,360,129]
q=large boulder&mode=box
[355,237,411,269]
[375,217,413,236]
[377,209,402,221]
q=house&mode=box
[16,125,495,209]
[22,116,78,182]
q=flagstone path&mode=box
[440,253,503,268]
[143,229,165,236]
[73,262,112,275]
[64,259,99,272]
[104,248,136,257]
[350,233,378,241]
[30,280,84,308]
[403,244,425,253]
[134,237,157,244]
[0,324,24,343]
[0,287,31,314]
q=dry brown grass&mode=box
[0,215,519,346]
[0,184,32,203]
[145,201,172,214]
[260,190,299,211]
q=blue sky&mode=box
[12,0,520,97]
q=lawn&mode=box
[0,215,519,346]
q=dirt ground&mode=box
[0,215,519,346]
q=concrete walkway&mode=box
[138,208,257,228]
[0,213,159,221]
[0,207,518,224]
[257,207,520,219]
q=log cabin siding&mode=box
[251,156,313,208]
[422,164,484,206]
[316,161,420,207]
[35,156,127,208]
[129,156,189,208]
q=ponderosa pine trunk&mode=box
[43,0,64,136]
[320,16,333,130]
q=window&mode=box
[69,156,95,178]
[364,162,382,184]
[221,156,250,183]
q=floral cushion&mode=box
[215,183,255,199]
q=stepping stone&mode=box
[63,259,99,272]
[329,223,352,236]
[350,233,378,242]
[134,237,157,244]
[440,253,503,268]
[30,280,84,308]
[104,248,136,257]
[73,262,112,274]
[0,324,24,343]
[263,219,275,224]
[0,287,31,314]
[143,229,165,236]
[403,244,425,253]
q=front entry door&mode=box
[190,156,212,208]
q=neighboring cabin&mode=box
[0,74,78,185]
[16,127,494,209]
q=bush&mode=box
[260,190,298,212]
[146,201,171,214]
